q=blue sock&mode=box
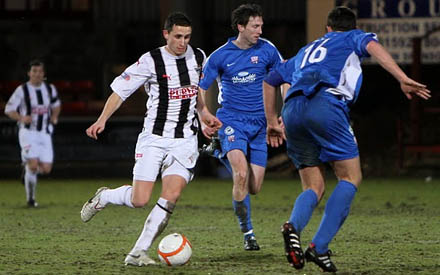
[289,189,318,233]
[233,194,252,234]
[312,180,357,254]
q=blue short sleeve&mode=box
[267,57,297,86]
[199,54,220,90]
[264,70,285,86]
[352,31,378,57]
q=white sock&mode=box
[130,197,175,253]
[100,185,134,208]
[25,165,38,201]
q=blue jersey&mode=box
[274,29,377,104]
[199,37,282,116]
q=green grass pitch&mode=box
[1,178,439,274]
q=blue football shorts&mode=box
[216,108,267,167]
[281,91,359,169]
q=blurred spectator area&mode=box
[396,34,440,170]
[0,0,304,117]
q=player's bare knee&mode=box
[131,201,147,208]
[248,187,258,195]
[29,166,39,174]
[339,174,362,187]
[39,166,52,174]
[248,177,263,194]
[27,163,38,173]
[248,183,262,195]
[131,198,149,208]
[234,180,248,193]
[232,170,247,185]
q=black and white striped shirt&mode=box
[4,81,61,133]
[111,45,205,138]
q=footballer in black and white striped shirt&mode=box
[4,60,61,207]
[82,12,221,267]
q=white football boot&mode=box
[124,250,156,266]
[80,187,109,222]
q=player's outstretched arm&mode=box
[366,41,431,100]
[86,92,123,140]
[263,81,285,147]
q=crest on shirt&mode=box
[121,72,130,81]
[224,126,235,135]
[224,126,235,142]
[251,56,259,64]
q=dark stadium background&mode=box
[0,0,438,179]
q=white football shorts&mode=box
[18,128,54,163]
[133,132,199,183]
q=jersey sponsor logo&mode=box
[135,153,143,158]
[169,85,197,100]
[162,74,171,80]
[251,56,259,64]
[121,72,130,81]
[232,71,256,84]
[32,106,49,115]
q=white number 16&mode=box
[300,38,330,68]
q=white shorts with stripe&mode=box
[18,128,54,163]
[133,132,199,183]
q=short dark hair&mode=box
[28,59,45,72]
[231,4,263,32]
[163,12,192,32]
[327,6,356,31]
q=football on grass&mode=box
[157,233,192,266]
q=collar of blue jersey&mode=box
[228,36,262,50]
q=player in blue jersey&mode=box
[263,6,430,272]
[198,3,283,251]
